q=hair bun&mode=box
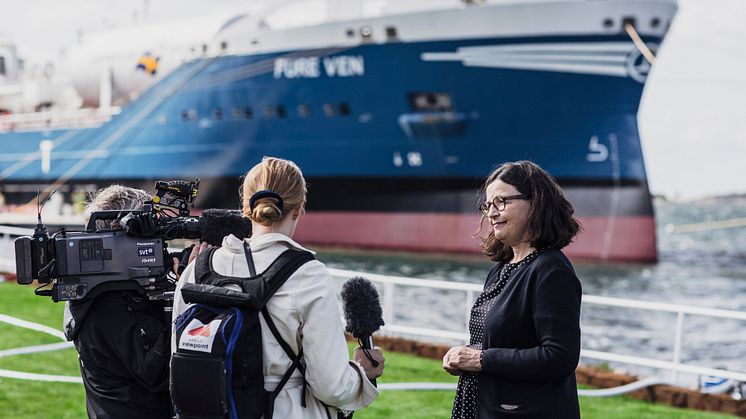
[251,198,282,226]
[241,157,307,227]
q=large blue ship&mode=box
[0,0,677,261]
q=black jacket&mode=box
[478,249,581,418]
[67,291,172,419]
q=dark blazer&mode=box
[478,249,581,418]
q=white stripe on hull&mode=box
[422,41,654,80]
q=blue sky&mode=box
[1,0,743,200]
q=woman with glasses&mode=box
[443,160,582,418]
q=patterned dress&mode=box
[451,249,543,419]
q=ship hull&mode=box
[295,213,655,262]
[0,1,677,262]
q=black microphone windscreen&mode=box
[341,276,384,339]
[199,209,252,246]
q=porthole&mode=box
[339,103,351,116]
[181,109,197,121]
[323,103,336,117]
[297,104,311,118]
[409,92,453,112]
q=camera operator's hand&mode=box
[190,242,209,264]
[172,242,209,279]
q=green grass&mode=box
[0,322,61,350]
[0,282,739,418]
[349,349,737,419]
[351,347,459,419]
[579,395,738,419]
[0,283,87,419]
[0,283,66,329]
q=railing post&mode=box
[671,311,685,382]
[464,290,473,345]
[383,282,395,332]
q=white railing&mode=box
[580,295,746,383]
[327,268,746,385]
[1,224,744,386]
[0,107,121,133]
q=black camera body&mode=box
[14,180,202,302]
[15,230,167,301]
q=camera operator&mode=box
[62,185,202,419]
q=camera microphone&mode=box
[198,209,252,246]
[341,276,385,386]
[170,209,251,274]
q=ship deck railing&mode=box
[0,107,121,133]
[1,224,745,388]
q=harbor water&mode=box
[319,196,746,381]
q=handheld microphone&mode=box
[199,209,252,246]
[341,276,384,386]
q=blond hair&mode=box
[241,157,307,226]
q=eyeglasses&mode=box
[479,194,529,215]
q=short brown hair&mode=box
[477,161,581,262]
[241,157,307,226]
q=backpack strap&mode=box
[263,307,307,414]
[194,246,219,283]
[255,250,315,308]
[263,312,332,419]
[257,249,316,418]
[243,242,257,276]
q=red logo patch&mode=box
[187,324,211,337]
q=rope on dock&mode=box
[665,217,746,233]
[377,377,680,397]
[624,22,656,65]
[0,368,82,383]
[0,342,73,359]
[577,376,672,397]
[0,313,67,340]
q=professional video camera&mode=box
[14,179,250,302]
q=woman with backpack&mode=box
[171,156,384,419]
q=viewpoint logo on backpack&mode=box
[178,318,221,352]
